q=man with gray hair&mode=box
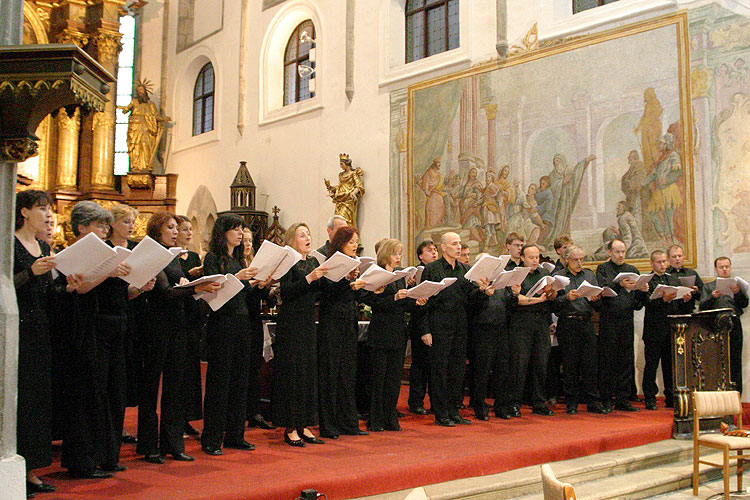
[552,245,606,414]
[316,215,348,256]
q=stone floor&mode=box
[647,473,750,500]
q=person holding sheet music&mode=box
[137,212,221,464]
[419,232,494,427]
[360,239,426,432]
[14,190,72,496]
[175,215,205,437]
[316,215,348,256]
[642,250,689,410]
[595,239,648,412]
[504,232,524,270]
[408,240,439,416]
[318,225,369,438]
[272,222,328,447]
[201,214,265,455]
[508,244,557,417]
[700,256,748,394]
[666,244,703,313]
[552,245,606,415]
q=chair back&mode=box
[693,391,741,418]
[541,464,577,500]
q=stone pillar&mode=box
[485,104,498,172]
[55,106,81,191]
[0,1,31,496]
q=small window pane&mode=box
[114,152,129,176]
[284,63,297,106]
[448,0,459,49]
[406,0,455,63]
[426,6,446,57]
[406,0,424,10]
[193,100,203,135]
[285,34,298,61]
[203,96,214,131]
[406,11,425,62]
[204,65,214,92]
[115,126,128,151]
[193,73,203,98]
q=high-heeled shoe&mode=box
[26,481,56,493]
[298,429,325,444]
[284,429,305,447]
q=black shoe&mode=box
[630,395,643,403]
[300,434,325,444]
[224,440,255,451]
[171,452,195,461]
[183,423,200,436]
[533,406,554,416]
[341,429,369,436]
[495,409,512,420]
[645,400,657,411]
[587,402,608,414]
[451,415,472,425]
[473,408,489,421]
[409,406,429,415]
[510,406,522,417]
[26,481,56,493]
[69,469,114,479]
[201,445,223,456]
[566,406,578,415]
[435,417,455,427]
[100,464,127,472]
[249,414,276,430]
[368,425,385,432]
[384,424,402,431]
[121,434,137,444]
[319,431,339,439]
[284,431,305,447]
[614,401,640,412]
[144,452,166,464]
[397,411,406,418]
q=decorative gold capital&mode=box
[57,107,81,133]
[95,31,123,67]
[56,29,89,48]
[691,66,712,99]
[93,110,116,130]
[0,137,38,163]
[484,103,498,120]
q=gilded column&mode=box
[55,107,81,190]
[90,29,122,190]
[485,104,498,172]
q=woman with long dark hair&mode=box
[137,212,220,464]
[318,225,367,439]
[200,214,265,455]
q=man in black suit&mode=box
[666,244,703,312]
[316,215,348,255]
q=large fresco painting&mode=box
[402,13,696,268]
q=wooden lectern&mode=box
[671,308,735,439]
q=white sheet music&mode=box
[310,250,326,265]
[602,286,618,297]
[174,274,227,288]
[575,280,603,298]
[540,262,555,273]
[716,277,749,297]
[321,251,361,282]
[405,277,457,299]
[464,254,511,283]
[82,246,132,282]
[679,275,696,288]
[650,284,692,301]
[247,240,302,282]
[53,232,117,277]
[527,275,570,297]
[120,236,182,289]
[359,264,399,292]
[194,274,245,311]
[358,256,376,274]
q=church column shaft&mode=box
[55,107,81,190]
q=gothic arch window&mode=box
[405,0,459,63]
[193,63,215,136]
[283,20,315,106]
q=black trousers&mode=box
[546,344,563,401]
[137,328,187,456]
[408,329,431,409]
[491,329,511,411]
[468,324,499,411]
[428,328,467,421]
[557,317,599,405]
[93,321,127,469]
[246,327,264,420]
[642,334,673,404]
[598,315,634,403]
[183,323,204,422]
[202,314,251,448]
[731,318,744,395]
[318,322,359,435]
[508,314,549,408]
[369,346,403,429]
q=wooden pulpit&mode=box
[671,308,735,439]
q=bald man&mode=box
[419,232,494,426]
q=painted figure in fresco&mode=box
[506,183,544,245]
[417,158,446,229]
[443,171,461,226]
[497,165,515,223]
[643,133,682,248]
[634,87,663,169]
[731,190,750,253]
[542,153,596,248]
[325,153,365,229]
[118,79,170,173]
[535,176,554,242]
[617,201,648,258]
[481,171,504,247]
[621,150,648,224]
[460,168,485,242]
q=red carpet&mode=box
[37,390,674,500]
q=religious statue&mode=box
[117,79,170,173]
[324,153,365,229]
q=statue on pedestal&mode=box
[117,79,169,174]
[324,153,364,229]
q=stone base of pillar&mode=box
[0,454,25,500]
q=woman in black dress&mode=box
[14,190,61,497]
[361,239,425,432]
[272,222,327,446]
[137,212,220,463]
[318,225,367,439]
[176,215,205,437]
[200,214,263,455]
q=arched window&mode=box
[405,0,459,63]
[283,20,315,106]
[193,63,214,136]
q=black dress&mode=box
[13,237,54,471]
[271,258,320,429]
[318,274,362,435]
[137,258,192,456]
[119,240,141,408]
[179,251,205,422]
[246,284,271,422]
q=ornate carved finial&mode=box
[0,137,38,163]
[272,205,280,216]
[265,206,286,245]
